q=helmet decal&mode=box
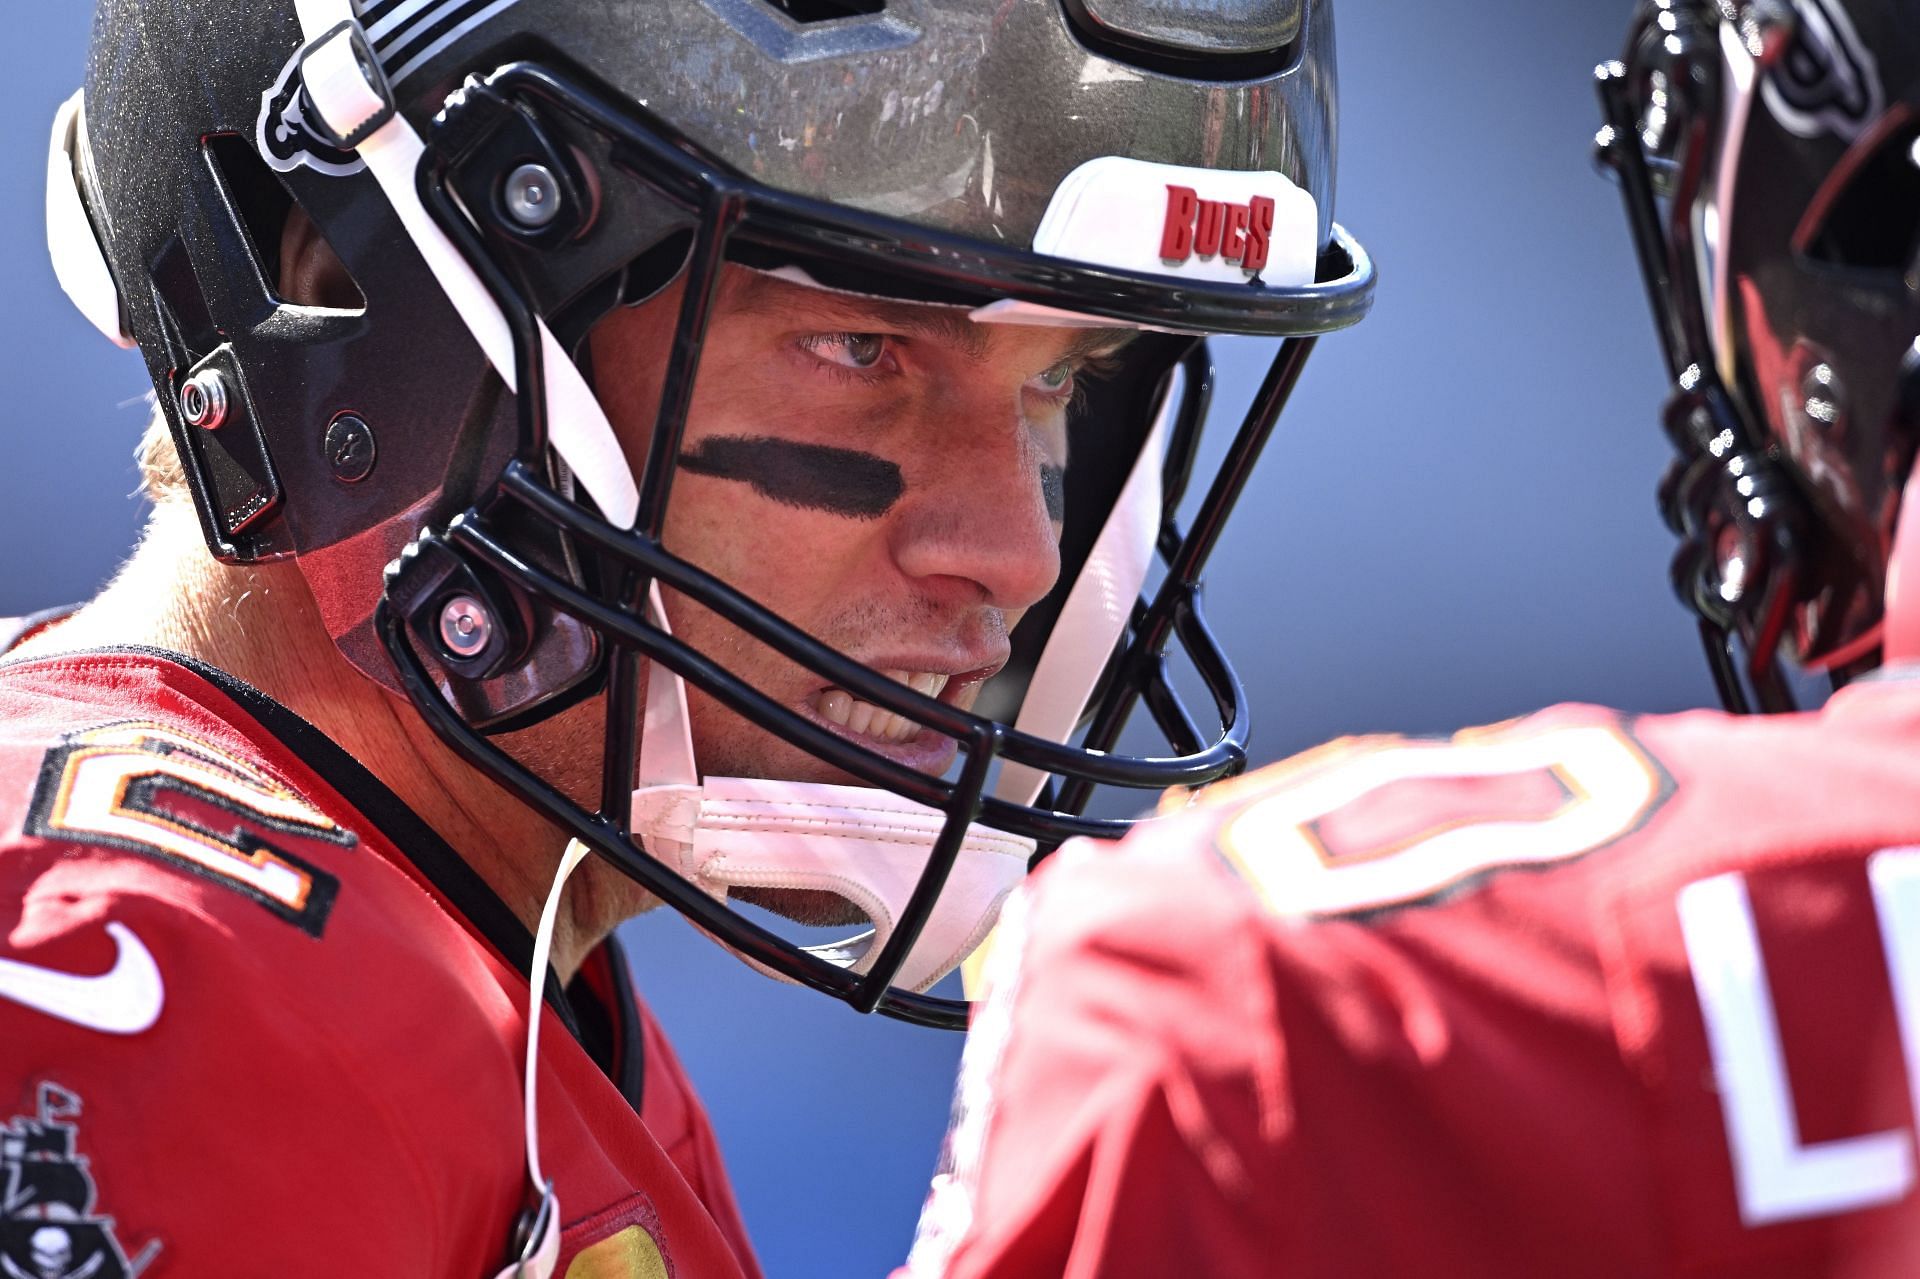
[259,0,532,175]
[1760,0,1883,142]
[1030,156,1317,287]
[257,46,366,175]
[360,0,530,86]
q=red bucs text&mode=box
[1159,185,1276,273]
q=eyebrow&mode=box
[731,272,1136,366]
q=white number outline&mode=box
[29,721,354,935]
[1216,721,1669,918]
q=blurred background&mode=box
[1,2,1719,1274]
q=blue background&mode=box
[1,4,1720,1274]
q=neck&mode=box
[15,500,650,981]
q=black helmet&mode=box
[1598,0,1920,712]
[54,0,1372,1026]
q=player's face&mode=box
[590,267,1126,784]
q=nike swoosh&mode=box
[0,922,163,1034]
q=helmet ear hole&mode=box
[203,133,366,313]
[1794,115,1920,273]
[279,205,366,312]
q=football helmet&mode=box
[1599,0,1920,711]
[54,0,1372,1027]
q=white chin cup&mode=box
[630,778,1032,994]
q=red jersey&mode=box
[0,646,762,1278]
[905,680,1920,1277]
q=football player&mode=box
[902,1,1920,1275]
[1,0,1371,1273]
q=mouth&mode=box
[800,661,1003,772]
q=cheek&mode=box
[660,476,877,623]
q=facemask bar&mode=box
[1596,2,1809,714]
[370,56,1371,1026]
[1058,334,1315,817]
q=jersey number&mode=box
[1217,720,1668,917]
[28,722,354,936]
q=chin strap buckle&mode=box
[298,20,396,151]
[495,1178,559,1279]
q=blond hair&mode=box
[135,407,191,506]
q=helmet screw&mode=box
[503,163,561,230]
[179,370,229,430]
[1802,362,1845,436]
[1714,523,1750,605]
[438,595,494,659]
[324,413,378,484]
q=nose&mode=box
[890,416,1062,612]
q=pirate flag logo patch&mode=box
[0,1084,157,1279]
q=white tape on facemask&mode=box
[994,365,1180,807]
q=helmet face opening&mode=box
[79,0,1373,1026]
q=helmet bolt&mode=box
[179,370,229,430]
[324,413,378,484]
[1715,524,1750,606]
[1801,362,1845,437]
[438,595,494,659]
[503,163,561,230]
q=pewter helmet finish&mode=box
[382,0,1339,249]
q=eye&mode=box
[1027,362,1075,396]
[802,332,889,370]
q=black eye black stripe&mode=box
[1040,463,1065,522]
[678,436,905,519]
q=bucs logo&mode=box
[256,47,366,176]
[0,1084,156,1279]
[1158,185,1277,276]
[1761,0,1883,142]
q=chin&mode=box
[730,885,871,927]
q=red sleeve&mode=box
[901,839,1288,1279]
[635,997,765,1279]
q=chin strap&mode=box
[629,585,1033,993]
[487,840,585,1279]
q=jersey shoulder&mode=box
[0,648,519,1037]
[0,650,529,1268]
[0,648,374,939]
[974,692,1920,1275]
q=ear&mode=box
[278,205,362,310]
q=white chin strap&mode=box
[627,585,1033,995]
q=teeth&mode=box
[847,699,876,736]
[813,669,952,743]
